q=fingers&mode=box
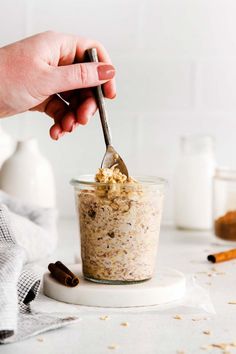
[35,33,117,139]
[49,33,116,99]
[79,39,116,99]
[48,62,115,94]
[43,95,72,140]
[49,111,78,140]
[49,122,64,140]
[39,94,76,139]
[102,79,116,99]
[44,94,68,120]
[43,89,98,140]
[74,94,97,125]
[60,89,97,128]
[83,39,116,99]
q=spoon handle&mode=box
[86,48,112,147]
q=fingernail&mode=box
[97,65,115,80]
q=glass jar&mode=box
[71,175,166,284]
[213,168,236,241]
[174,135,215,230]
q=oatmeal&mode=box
[95,165,137,184]
[74,168,165,283]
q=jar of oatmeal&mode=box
[213,168,236,241]
[71,175,166,284]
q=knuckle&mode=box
[77,63,88,85]
[43,30,58,38]
[34,30,57,41]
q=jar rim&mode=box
[70,174,167,187]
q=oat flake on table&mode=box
[108,344,118,350]
[120,322,129,327]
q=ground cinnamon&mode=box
[215,210,236,240]
[207,249,236,263]
[48,261,79,287]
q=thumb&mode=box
[48,62,115,93]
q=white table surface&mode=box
[2,219,236,354]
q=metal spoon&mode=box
[86,48,129,177]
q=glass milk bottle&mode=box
[174,135,215,230]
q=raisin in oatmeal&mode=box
[76,167,164,283]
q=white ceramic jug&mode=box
[0,124,15,168]
[0,138,56,208]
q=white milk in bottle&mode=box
[174,135,215,230]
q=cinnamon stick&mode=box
[55,261,79,286]
[48,262,79,287]
[207,248,236,263]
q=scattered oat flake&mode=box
[176,351,185,354]
[211,267,217,272]
[37,337,44,342]
[120,322,129,327]
[223,351,231,354]
[216,271,226,275]
[108,344,118,350]
[193,317,209,322]
[230,342,236,347]
[228,301,236,305]
[201,344,212,350]
[203,330,211,335]
[212,343,229,350]
[173,315,182,320]
[99,315,109,320]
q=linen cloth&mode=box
[0,203,79,344]
[0,190,58,262]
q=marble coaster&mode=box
[43,264,186,308]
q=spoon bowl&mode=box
[102,145,129,176]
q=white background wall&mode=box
[0,0,236,223]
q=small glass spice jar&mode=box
[213,168,236,241]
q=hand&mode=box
[0,31,116,140]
